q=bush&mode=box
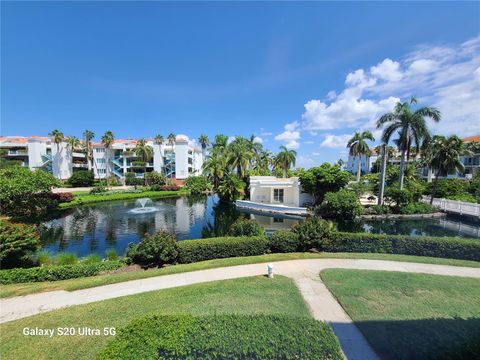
[106,249,118,261]
[399,202,438,215]
[54,192,73,203]
[0,219,41,269]
[81,254,102,265]
[228,218,265,237]
[184,175,210,195]
[55,252,78,265]
[159,185,180,191]
[0,261,124,284]
[364,205,391,215]
[177,236,269,263]
[316,189,363,220]
[125,172,144,186]
[126,231,179,268]
[0,167,59,218]
[35,251,53,267]
[292,218,335,251]
[426,178,470,198]
[446,194,479,203]
[269,230,299,253]
[67,170,94,187]
[98,314,343,360]
[385,188,413,208]
[145,171,166,186]
[90,185,107,194]
[325,232,480,261]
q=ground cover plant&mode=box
[0,276,314,360]
[99,314,342,360]
[321,269,480,360]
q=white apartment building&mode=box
[1,134,204,182]
[345,154,373,175]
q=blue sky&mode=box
[2,1,479,166]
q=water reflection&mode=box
[38,195,480,257]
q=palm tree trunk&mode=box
[283,162,287,178]
[356,156,362,182]
[430,170,441,205]
[399,149,406,190]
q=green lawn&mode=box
[0,276,311,360]
[2,252,479,298]
[321,269,480,359]
[59,189,187,208]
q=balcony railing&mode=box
[8,149,28,156]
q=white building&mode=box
[345,154,373,175]
[1,134,204,182]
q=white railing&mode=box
[235,200,308,216]
[422,196,480,219]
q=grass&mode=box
[1,252,479,299]
[0,276,311,360]
[59,189,187,208]
[321,269,480,359]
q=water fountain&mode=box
[129,198,158,214]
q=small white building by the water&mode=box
[236,176,313,216]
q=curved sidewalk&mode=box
[2,259,479,359]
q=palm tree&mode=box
[167,133,176,147]
[274,146,297,178]
[213,134,228,150]
[154,134,164,145]
[101,131,114,180]
[202,152,226,189]
[135,138,154,185]
[429,135,469,204]
[377,96,441,189]
[83,130,95,171]
[347,131,375,182]
[198,134,210,155]
[49,129,64,152]
[227,136,253,179]
[217,173,245,202]
[337,159,344,168]
[65,136,80,156]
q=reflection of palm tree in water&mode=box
[137,218,156,239]
[104,205,119,247]
[202,201,245,238]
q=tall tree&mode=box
[347,131,375,182]
[49,129,64,151]
[167,133,176,147]
[377,96,441,189]
[274,146,297,178]
[101,131,114,180]
[65,136,80,157]
[227,136,253,179]
[213,134,228,151]
[135,138,154,185]
[154,134,164,145]
[429,135,468,204]
[202,152,226,189]
[199,134,210,155]
[83,130,95,171]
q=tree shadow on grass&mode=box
[333,317,480,360]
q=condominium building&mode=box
[0,134,204,182]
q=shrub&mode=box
[0,219,41,269]
[67,170,94,187]
[125,172,144,186]
[446,194,479,203]
[385,188,413,208]
[228,218,265,237]
[399,202,438,215]
[364,205,391,215]
[55,252,78,265]
[0,261,124,284]
[159,185,180,191]
[106,249,118,261]
[126,231,179,267]
[325,232,480,261]
[184,175,210,194]
[177,236,269,263]
[269,230,299,253]
[54,192,73,203]
[35,251,53,267]
[81,254,102,265]
[0,167,59,217]
[145,171,166,186]
[98,314,343,360]
[425,178,470,198]
[292,218,335,251]
[316,189,363,220]
[90,185,107,194]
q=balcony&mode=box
[8,149,28,156]
[73,163,88,168]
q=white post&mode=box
[267,264,274,278]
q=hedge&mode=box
[98,314,343,360]
[0,260,124,284]
[177,236,269,264]
[326,232,480,261]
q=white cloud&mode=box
[370,58,403,82]
[309,131,318,136]
[408,59,438,74]
[253,136,263,144]
[296,155,315,168]
[326,90,337,100]
[227,136,235,144]
[303,140,314,144]
[259,128,273,136]
[320,134,351,149]
[274,121,300,149]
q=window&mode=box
[96,148,105,153]
[96,158,105,164]
[273,189,284,203]
[98,169,106,174]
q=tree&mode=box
[198,134,209,155]
[377,96,441,189]
[227,136,253,179]
[83,130,95,171]
[0,219,41,268]
[202,152,226,189]
[274,146,297,178]
[154,134,164,145]
[65,136,80,153]
[213,134,228,150]
[337,159,344,168]
[49,129,64,151]
[429,135,468,204]
[134,139,154,185]
[217,173,245,202]
[347,131,375,182]
[167,133,176,147]
[101,131,115,181]
[316,189,363,220]
[298,163,350,204]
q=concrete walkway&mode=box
[2,259,479,359]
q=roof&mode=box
[463,135,480,143]
[0,136,50,144]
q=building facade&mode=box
[1,134,204,182]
